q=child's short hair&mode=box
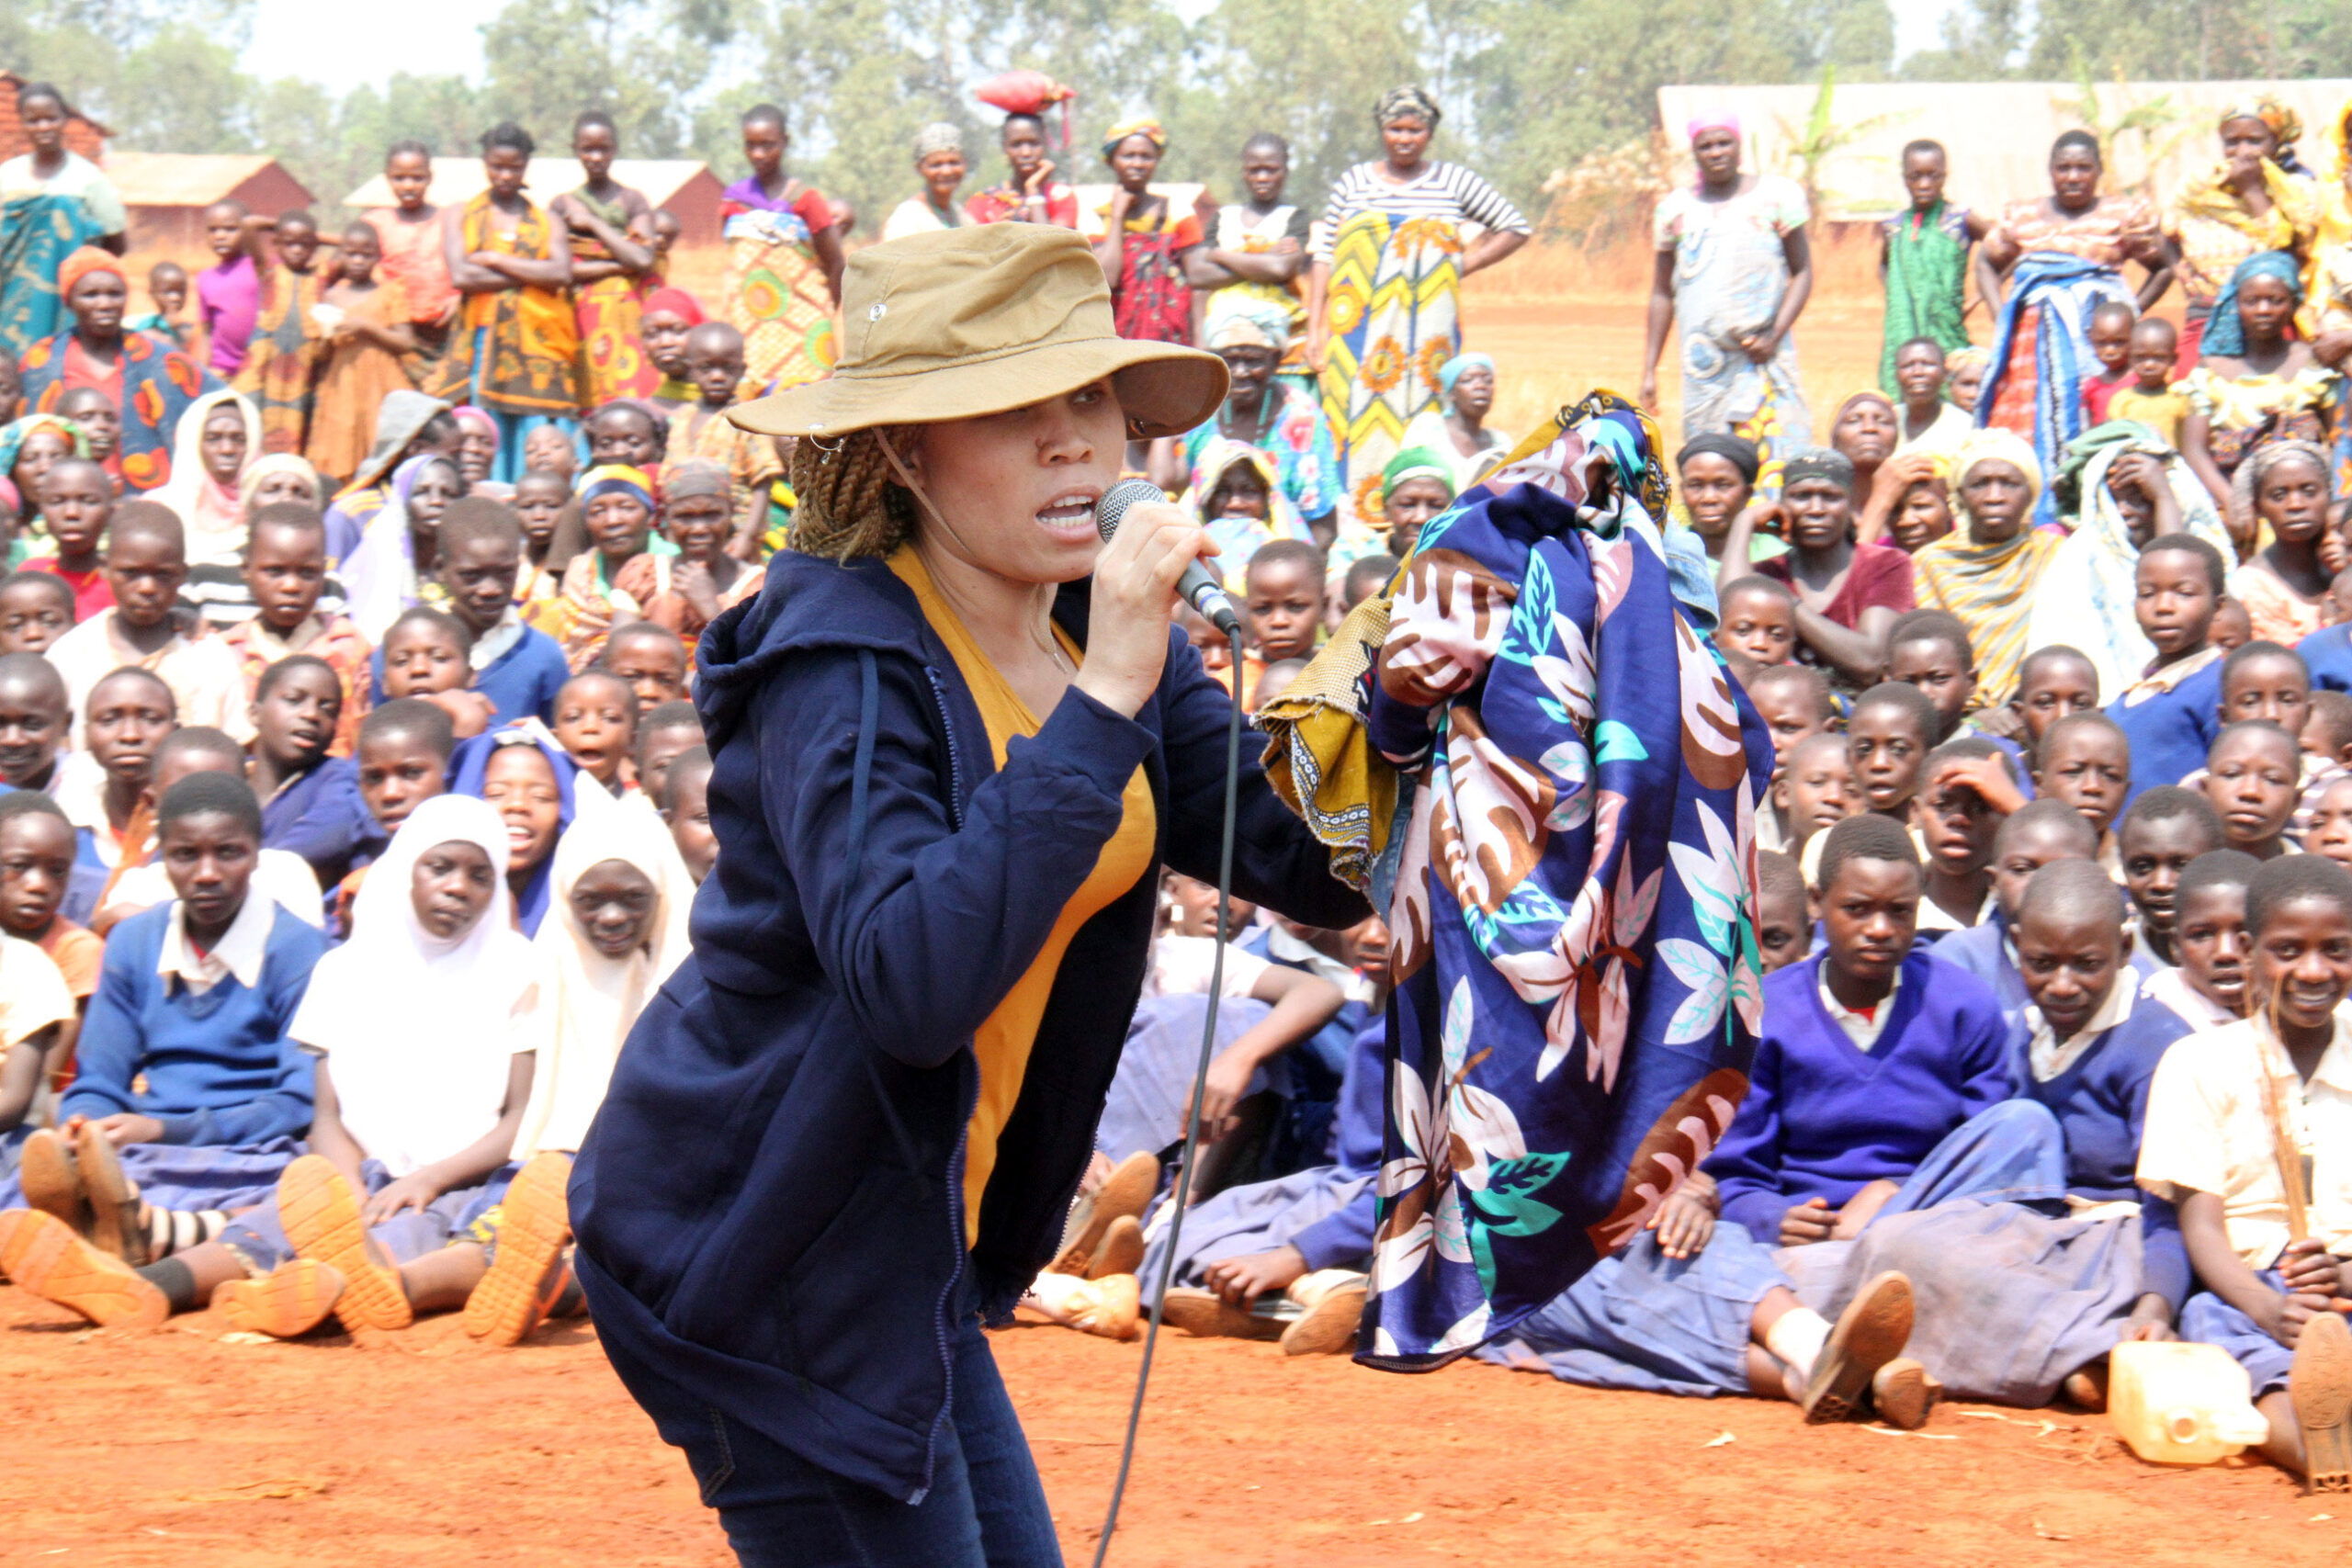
[2141,532,2227,595]
[384,605,475,657]
[107,499,184,558]
[2130,315,2178,345]
[1746,661,1836,721]
[1887,608,1973,662]
[2246,852,2352,936]
[437,496,525,555]
[157,769,261,836]
[2041,709,2128,756]
[255,652,338,703]
[1246,539,1325,582]
[0,789,70,832]
[2209,717,2301,766]
[1925,734,2011,780]
[246,502,325,547]
[2020,856,2126,929]
[154,725,245,775]
[560,668,641,725]
[663,744,713,813]
[1342,554,1398,604]
[0,570,74,615]
[2088,299,2138,328]
[2016,643,2097,693]
[2118,784,2224,845]
[603,621,686,662]
[1815,811,1921,892]
[2222,638,2308,689]
[2308,691,2352,756]
[1894,335,1946,363]
[2177,847,2260,907]
[1721,574,1795,609]
[1851,679,1939,739]
[640,698,702,740]
[1995,796,2098,856]
[357,696,456,759]
[1756,847,1803,908]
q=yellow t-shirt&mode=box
[888,547,1158,1245]
[2106,387,2188,449]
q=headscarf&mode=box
[1780,445,1855,491]
[657,458,732,502]
[1437,352,1494,412]
[1675,432,1759,486]
[578,463,655,514]
[1945,344,1990,381]
[1203,295,1293,355]
[0,478,17,518]
[640,286,705,327]
[2031,420,2230,701]
[2202,250,2305,357]
[56,246,124,308]
[2218,97,2308,175]
[0,413,90,479]
[1833,389,1896,427]
[1380,446,1453,503]
[912,121,964,160]
[152,387,261,568]
[286,795,538,1178]
[1374,85,1442,129]
[340,389,450,497]
[1917,427,2059,703]
[451,405,500,446]
[1100,118,1167,161]
[448,718,609,938]
[509,799,694,1160]
[1685,107,1742,142]
[345,452,463,640]
[2231,438,2335,547]
[1193,436,1309,585]
[236,452,322,514]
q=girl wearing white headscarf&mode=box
[151,387,262,568]
[510,799,694,1161]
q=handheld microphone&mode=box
[1094,478,1244,640]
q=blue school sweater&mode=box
[368,623,571,728]
[1935,911,2163,1041]
[2011,984,2196,1305]
[1290,1022,1387,1271]
[2107,656,2222,801]
[62,901,329,1146]
[2300,625,2352,694]
[1706,950,2014,1242]
[260,756,378,888]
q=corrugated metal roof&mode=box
[1654,80,2352,221]
[101,151,310,207]
[343,157,718,209]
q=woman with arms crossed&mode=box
[571,223,1367,1565]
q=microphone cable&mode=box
[1088,660,1250,1567]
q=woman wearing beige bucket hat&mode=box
[570,222,1367,1564]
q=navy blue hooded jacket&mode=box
[571,549,1366,1503]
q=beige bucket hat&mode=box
[729,223,1228,442]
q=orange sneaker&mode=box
[0,1209,168,1327]
[275,1156,412,1331]
[213,1258,347,1339]
[464,1152,574,1346]
[16,1130,86,1235]
[1050,1153,1159,1275]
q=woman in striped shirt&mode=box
[1305,85,1530,544]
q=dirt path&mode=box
[4,1289,2341,1567]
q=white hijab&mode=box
[152,388,262,570]
[288,795,541,1177]
[510,800,695,1159]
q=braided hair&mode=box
[786,429,921,561]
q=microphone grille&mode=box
[1093,479,1167,542]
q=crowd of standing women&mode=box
[5,58,2352,1513]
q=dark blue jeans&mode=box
[633,1304,1064,1567]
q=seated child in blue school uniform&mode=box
[2139,854,2352,1491]
[2116,785,2227,967]
[2142,849,2257,1032]
[251,654,372,889]
[0,772,329,1320]
[2108,533,2229,801]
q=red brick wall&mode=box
[0,74,109,163]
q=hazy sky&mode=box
[246,0,1954,95]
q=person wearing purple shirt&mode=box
[196,201,268,379]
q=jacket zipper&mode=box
[914,663,971,1504]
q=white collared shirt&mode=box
[1915,884,1998,934]
[2025,969,2141,1083]
[2142,965,2236,1033]
[1818,964,1902,1053]
[471,605,527,671]
[155,887,276,996]
[2139,1010,2352,1267]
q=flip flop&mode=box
[275,1156,413,1332]
[213,1258,347,1339]
[1871,1356,1942,1430]
[0,1209,167,1328]
[73,1121,146,1266]
[1803,1271,1914,1425]
[2292,1309,2352,1492]
[1280,1280,1366,1357]
[16,1130,87,1236]
[464,1151,574,1347]
[1156,1286,1283,1341]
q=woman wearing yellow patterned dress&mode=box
[1305,85,1529,542]
[718,103,845,395]
[432,123,582,484]
[553,111,659,405]
[2162,100,2320,368]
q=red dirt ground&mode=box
[3,1284,2344,1568]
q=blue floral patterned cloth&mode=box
[1357,396,1772,1368]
